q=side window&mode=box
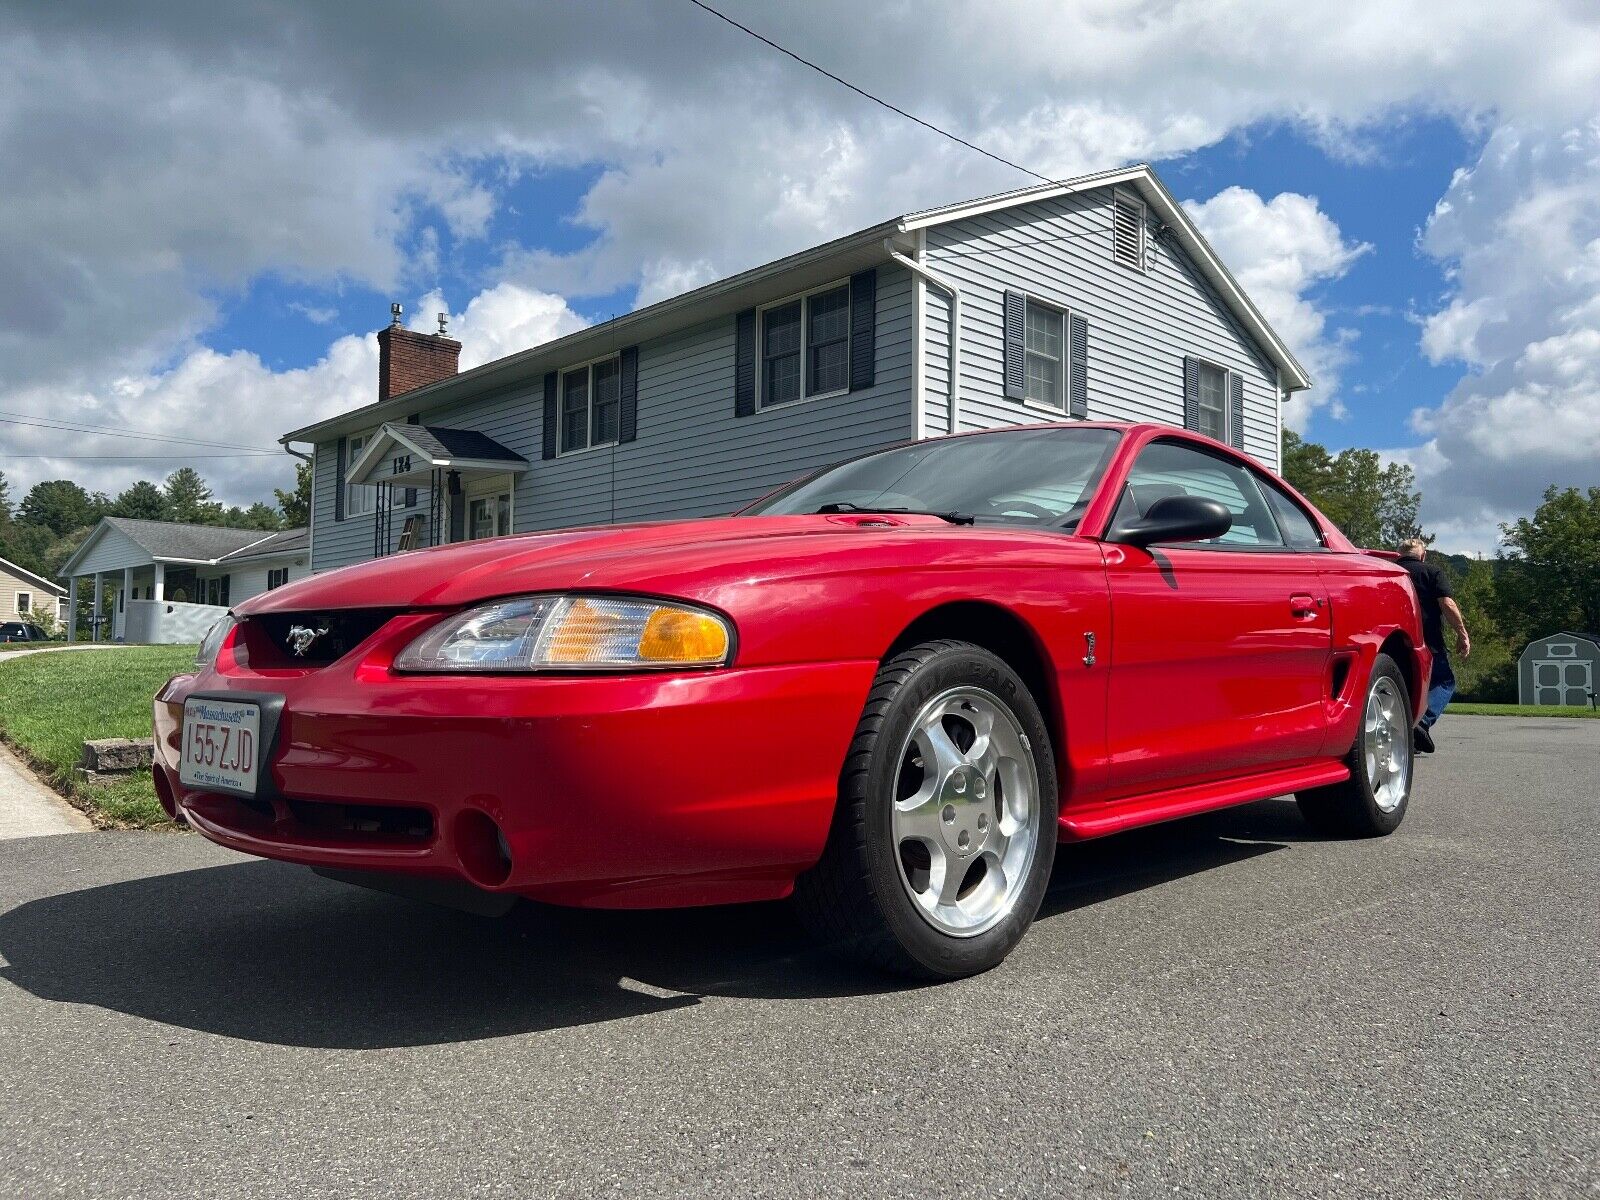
[1257,476,1325,550]
[1119,440,1284,548]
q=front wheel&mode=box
[792,639,1059,979]
[1296,652,1413,837]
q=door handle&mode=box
[1289,594,1322,620]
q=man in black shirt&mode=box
[1397,538,1471,753]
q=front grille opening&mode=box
[285,799,434,841]
[235,609,402,669]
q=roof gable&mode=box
[61,517,287,576]
[0,555,66,595]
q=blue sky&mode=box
[2,2,1596,553]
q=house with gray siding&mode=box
[283,164,1310,573]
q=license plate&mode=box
[179,698,262,795]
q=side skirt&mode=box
[1059,760,1350,841]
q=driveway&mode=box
[0,716,1594,1198]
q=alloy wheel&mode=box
[889,687,1041,937]
[1364,675,1411,813]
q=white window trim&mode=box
[556,352,623,458]
[756,278,853,411]
[1112,188,1147,273]
[16,591,31,615]
[1021,295,1070,414]
[345,429,377,518]
[1190,354,1233,444]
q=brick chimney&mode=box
[377,303,461,401]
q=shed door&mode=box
[1533,659,1593,706]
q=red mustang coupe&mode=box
[155,423,1427,979]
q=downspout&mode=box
[883,238,962,434]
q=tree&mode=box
[16,479,96,537]
[110,480,169,520]
[163,468,222,524]
[219,502,283,531]
[1280,430,1423,548]
[1493,485,1600,646]
[276,459,311,528]
[0,469,11,528]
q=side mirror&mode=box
[1108,495,1232,548]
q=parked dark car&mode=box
[0,621,52,643]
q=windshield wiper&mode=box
[814,501,976,525]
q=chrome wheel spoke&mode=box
[1363,675,1411,813]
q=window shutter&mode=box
[1228,371,1245,450]
[541,371,558,460]
[848,269,876,392]
[1002,291,1026,400]
[334,438,347,521]
[618,345,639,443]
[1068,313,1088,419]
[1183,356,1200,431]
[735,308,757,417]
[403,413,419,507]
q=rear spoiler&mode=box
[1361,548,1402,561]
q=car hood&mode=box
[236,513,1000,614]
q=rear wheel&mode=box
[792,639,1058,979]
[1296,652,1413,837]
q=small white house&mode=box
[1517,632,1600,707]
[58,518,308,644]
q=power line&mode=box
[0,411,279,454]
[0,452,282,460]
[683,0,1051,185]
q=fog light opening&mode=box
[455,809,513,888]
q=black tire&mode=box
[792,639,1059,980]
[1296,652,1413,837]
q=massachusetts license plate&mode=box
[179,698,262,795]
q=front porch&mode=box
[347,423,529,557]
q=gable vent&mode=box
[1112,190,1146,270]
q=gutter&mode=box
[884,238,962,433]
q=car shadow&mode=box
[0,798,1306,1049]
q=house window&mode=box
[760,282,851,408]
[16,591,31,615]
[1195,360,1228,441]
[267,568,289,590]
[1024,300,1066,410]
[559,356,621,455]
[1113,189,1146,270]
[468,492,513,540]
[345,431,375,517]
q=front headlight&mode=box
[195,615,237,668]
[393,594,733,673]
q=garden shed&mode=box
[1517,632,1600,707]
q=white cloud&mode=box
[1184,187,1369,428]
[1407,120,1600,550]
[288,302,339,326]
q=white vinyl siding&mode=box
[922,186,1282,470]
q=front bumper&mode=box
[155,634,874,909]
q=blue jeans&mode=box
[1422,651,1456,730]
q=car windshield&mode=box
[744,427,1121,529]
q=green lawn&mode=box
[1452,702,1600,718]
[0,645,198,826]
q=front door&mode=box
[1101,439,1331,798]
[463,479,512,541]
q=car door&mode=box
[1100,439,1331,798]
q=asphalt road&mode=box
[1,716,1595,1198]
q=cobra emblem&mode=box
[287,623,329,657]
